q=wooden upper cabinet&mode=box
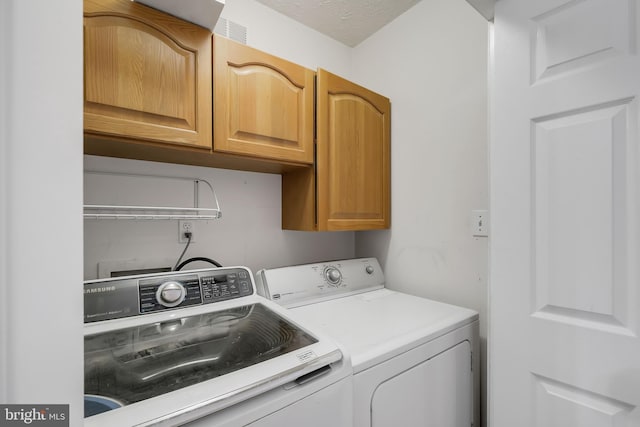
[316,68,391,231]
[83,0,212,149]
[282,69,391,231]
[213,35,314,164]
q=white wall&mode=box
[351,0,489,424]
[220,0,352,78]
[84,156,355,279]
[84,0,356,280]
[1,0,84,424]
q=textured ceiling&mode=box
[255,0,422,47]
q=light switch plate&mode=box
[471,210,489,237]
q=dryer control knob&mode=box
[156,281,186,307]
[324,267,342,286]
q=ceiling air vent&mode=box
[214,18,247,45]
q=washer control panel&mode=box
[157,281,185,306]
[255,258,385,308]
[84,267,254,323]
[323,266,343,286]
[200,270,253,303]
[139,274,202,313]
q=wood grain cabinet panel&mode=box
[83,0,212,149]
[213,35,314,164]
[283,69,391,231]
[317,68,391,231]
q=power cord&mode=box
[173,231,192,271]
[175,257,223,271]
[172,231,223,271]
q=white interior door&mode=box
[491,0,640,426]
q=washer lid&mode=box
[289,288,478,373]
[84,295,347,427]
[85,304,317,410]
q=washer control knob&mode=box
[365,265,375,274]
[156,281,186,307]
[324,267,342,286]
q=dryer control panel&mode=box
[84,267,254,323]
[255,257,385,308]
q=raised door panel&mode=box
[83,0,212,149]
[492,0,640,425]
[213,36,314,164]
[316,68,390,231]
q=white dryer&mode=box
[256,257,479,427]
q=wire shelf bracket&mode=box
[83,171,222,220]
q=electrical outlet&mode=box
[471,210,489,237]
[178,220,196,243]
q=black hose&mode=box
[175,257,223,271]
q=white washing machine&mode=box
[256,257,479,427]
[83,266,352,427]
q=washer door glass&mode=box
[84,303,317,417]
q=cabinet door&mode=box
[316,68,391,231]
[213,36,314,164]
[83,0,212,149]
